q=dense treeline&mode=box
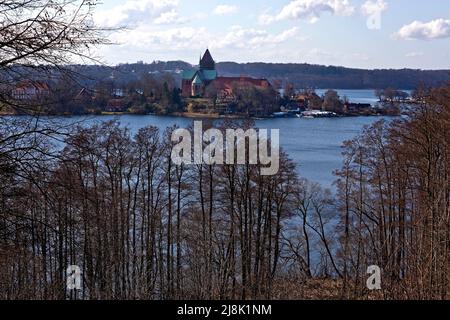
[0,119,304,299]
[335,85,450,299]
[2,71,184,116]
[217,62,450,90]
[62,62,450,90]
[1,0,449,301]
[4,61,449,96]
[0,84,449,300]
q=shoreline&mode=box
[0,111,397,119]
[0,111,399,120]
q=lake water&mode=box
[6,90,396,190]
[54,114,392,190]
[315,89,412,106]
[315,89,380,105]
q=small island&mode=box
[2,50,418,119]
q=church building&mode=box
[181,50,271,98]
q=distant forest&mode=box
[49,61,450,91]
[216,62,450,90]
[6,61,449,91]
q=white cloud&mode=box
[212,26,299,49]
[273,27,300,42]
[395,19,450,40]
[213,4,238,16]
[100,22,302,65]
[95,0,181,27]
[100,23,302,65]
[110,26,210,50]
[361,0,388,16]
[154,9,188,24]
[259,0,355,25]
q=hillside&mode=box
[216,62,450,90]
[5,61,449,90]
[105,61,450,90]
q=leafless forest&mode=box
[0,89,448,300]
[0,0,449,300]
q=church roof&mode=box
[182,69,217,81]
[202,70,217,81]
[213,77,271,91]
[181,50,217,86]
[182,70,197,80]
[200,49,215,70]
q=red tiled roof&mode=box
[213,77,270,91]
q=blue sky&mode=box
[94,0,450,69]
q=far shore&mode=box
[0,109,402,119]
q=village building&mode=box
[112,88,125,98]
[11,81,50,101]
[106,98,127,112]
[182,50,271,99]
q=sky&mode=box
[93,0,450,70]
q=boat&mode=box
[300,110,338,118]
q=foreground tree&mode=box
[1,0,108,108]
[336,84,450,299]
[0,0,110,299]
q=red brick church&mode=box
[181,50,271,98]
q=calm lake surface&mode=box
[53,114,393,190]
[315,89,412,106]
[316,89,380,105]
[13,90,398,190]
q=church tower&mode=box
[199,49,215,71]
